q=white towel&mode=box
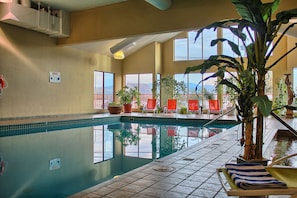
[225,163,287,190]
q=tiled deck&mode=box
[64,114,295,198]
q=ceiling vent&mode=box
[0,2,70,38]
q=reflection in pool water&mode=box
[0,121,231,198]
[267,130,297,167]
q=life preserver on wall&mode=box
[0,75,8,96]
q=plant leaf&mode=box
[251,95,272,116]
[211,38,241,57]
[276,9,297,24]
[231,0,264,24]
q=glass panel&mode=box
[138,131,153,159]
[240,27,254,57]
[94,71,103,109]
[188,31,202,60]
[125,74,138,88]
[174,38,187,61]
[125,74,139,108]
[222,72,237,109]
[189,73,202,99]
[93,126,103,163]
[174,74,187,107]
[104,72,114,109]
[203,29,217,59]
[139,73,153,106]
[222,28,238,57]
[202,73,217,110]
[104,125,114,160]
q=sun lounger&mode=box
[217,154,297,197]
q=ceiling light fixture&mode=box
[113,50,125,60]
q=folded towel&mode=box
[225,163,287,190]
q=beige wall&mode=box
[0,23,121,118]
[1,1,296,119]
[58,0,296,46]
[123,43,156,75]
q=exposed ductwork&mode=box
[110,36,142,59]
[145,0,172,10]
[0,2,70,38]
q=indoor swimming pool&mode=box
[0,116,237,198]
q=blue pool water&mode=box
[0,116,237,198]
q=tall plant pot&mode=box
[123,104,132,113]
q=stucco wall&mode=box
[0,23,121,118]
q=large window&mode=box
[125,73,153,107]
[94,71,114,109]
[174,30,217,61]
[93,125,114,163]
[222,27,253,57]
[174,73,217,109]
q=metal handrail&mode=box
[203,106,236,128]
[271,111,297,138]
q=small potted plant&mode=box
[107,102,122,114]
[116,86,141,113]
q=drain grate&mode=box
[183,158,194,161]
[153,165,175,172]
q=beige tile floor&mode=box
[67,114,295,198]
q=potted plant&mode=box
[107,102,122,114]
[116,86,141,113]
[185,0,297,163]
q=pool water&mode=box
[0,120,234,198]
[266,130,297,167]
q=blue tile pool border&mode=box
[0,115,239,137]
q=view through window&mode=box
[94,71,114,109]
[125,74,153,108]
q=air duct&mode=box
[145,0,172,10]
[110,36,141,54]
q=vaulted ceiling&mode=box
[28,0,297,58]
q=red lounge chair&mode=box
[188,99,201,114]
[208,99,222,115]
[142,98,157,113]
[164,99,177,113]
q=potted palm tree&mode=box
[116,86,141,113]
[185,0,297,163]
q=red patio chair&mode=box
[208,99,222,115]
[188,99,201,114]
[164,99,177,113]
[142,98,157,113]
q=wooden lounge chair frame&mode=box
[217,153,297,197]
